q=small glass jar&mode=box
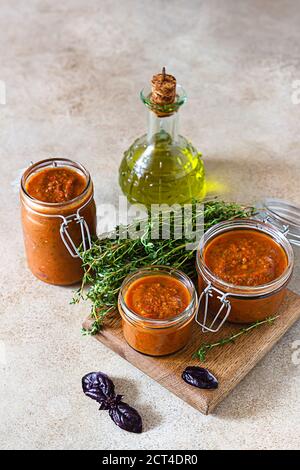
[20,158,97,285]
[118,266,198,356]
[196,219,294,332]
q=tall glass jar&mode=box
[119,85,206,206]
[20,158,97,285]
[118,266,198,356]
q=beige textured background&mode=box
[0,0,300,450]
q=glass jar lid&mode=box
[260,198,300,247]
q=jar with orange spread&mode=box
[118,266,198,356]
[20,158,97,285]
[196,219,294,331]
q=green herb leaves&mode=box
[194,316,279,362]
[73,201,255,335]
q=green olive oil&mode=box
[119,71,206,206]
[119,131,205,206]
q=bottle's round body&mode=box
[119,132,205,206]
[20,158,97,286]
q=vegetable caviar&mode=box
[125,275,191,319]
[26,167,86,203]
[204,229,288,286]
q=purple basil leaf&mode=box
[182,366,218,390]
[82,371,115,404]
[109,400,142,434]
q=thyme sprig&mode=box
[73,200,255,335]
[194,316,279,362]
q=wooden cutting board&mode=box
[83,289,300,415]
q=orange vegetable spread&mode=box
[204,230,287,287]
[124,275,191,319]
[120,273,196,356]
[21,163,96,285]
[26,167,87,203]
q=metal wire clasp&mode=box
[195,282,232,333]
[59,204,92,258]
[262,214,300,247]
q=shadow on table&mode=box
[212,319,300,420]
[204,155,300,205]
[113,376,162,432]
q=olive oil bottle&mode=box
[119,69,206,206]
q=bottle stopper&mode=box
[151,67,177,116]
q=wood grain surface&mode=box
[83,289,300,415]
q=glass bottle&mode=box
[119,82,206,206]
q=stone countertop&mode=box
[1,0,300,450]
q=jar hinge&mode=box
[59,194,93,258]
[60,213,92,259]
[263,214,300,247]
[25,195,93,259]
[195,282,232,333]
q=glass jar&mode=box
[119,84,206,206]
[20,158,97,285]
[196,219,294,332]
[118,266,198,356]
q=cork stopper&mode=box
[150,67,177,116]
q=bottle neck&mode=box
[147,110,179,143]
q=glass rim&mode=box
[20,157,91,207]
[196,218,294,297]
[140,84,187,114]
[118,265,197,328]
